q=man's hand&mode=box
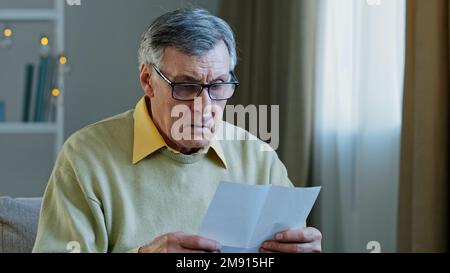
[259,227,322,253]
[138,232,221,253]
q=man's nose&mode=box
[198,87,213,109]
[200,87,212,105]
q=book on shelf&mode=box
[31,55,57,123]
[44,58,58,122]
[33,56,48,122]
[22,64,35,122]
[0,100,5,122]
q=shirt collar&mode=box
[132,96,228,169]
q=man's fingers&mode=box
[176,248,211,253]
[178,234,221,251]
[141,232,221,253]
[261,241,321,253]
[259,247,278,253]
[275,227,322,243]
[262,241,299,253]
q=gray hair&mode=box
[138,8,237,70]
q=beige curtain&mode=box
[219,0,318,186]
[398,0,449,252]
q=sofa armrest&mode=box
[0,196,42,253]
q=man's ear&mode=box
[139,64,155,97]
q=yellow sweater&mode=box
[33,98,293,253]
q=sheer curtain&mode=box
[313,0,406,252]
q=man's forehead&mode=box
[160,42,231,74]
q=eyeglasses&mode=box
[151,63,239,101]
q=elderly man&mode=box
[33,8,321,253]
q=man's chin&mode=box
[170,127,215,151]
[179,139,211,150]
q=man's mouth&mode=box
[189,119,214,129]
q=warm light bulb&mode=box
[51,88,60,97]
[3,28,13,38]
[40,36,49,46]
[59,55,68,65]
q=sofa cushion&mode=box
[0,197,42,253]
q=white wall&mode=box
[0,0,220,197]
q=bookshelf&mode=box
[0,0,65,160]
[0,123,57,134]
[0,9,57,21]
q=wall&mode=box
[0,0,219,197]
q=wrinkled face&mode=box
[139,40,231,153]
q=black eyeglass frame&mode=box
[151,63,239,101]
